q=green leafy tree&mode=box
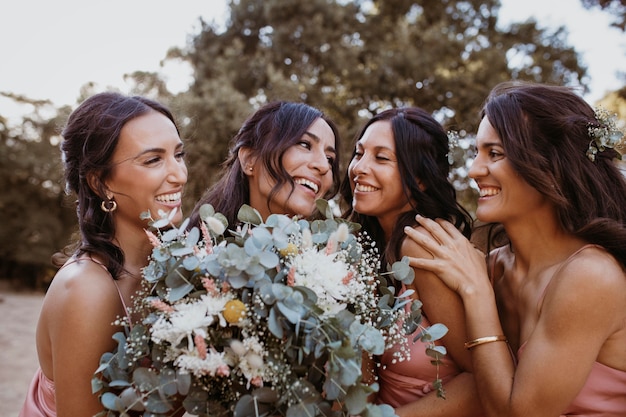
[172,0,587,209]
[0,96,75,287]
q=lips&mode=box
[478,187,500,197]
[354,183,379,192]
[155,192,182,203]
[294,177,319,194]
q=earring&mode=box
[101,199,117,213]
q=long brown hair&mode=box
[481,81,626,266]
[188,101,341,229]
[341,107,472,269]
[60,92,179,278]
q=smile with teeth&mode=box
[156,192,182,203]
[355,183,379,192]
[479,188,500,197]
[294,178,319,194]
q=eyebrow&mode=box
[355,141,395,153]
[476,140,503,149]
[114,141,184,165]
[134,141,184,158]
[304,131,337,155]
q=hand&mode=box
[403,215,489,297]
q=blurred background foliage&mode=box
[2,0,625,289]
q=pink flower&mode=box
[342,271,354,285]
[217,364,230,377]
[202,277,218,296]
[195,334,207,360]
[151,299,174,313]
[250,376,263,387]
[144,229,162,248]
[287,266,296,286]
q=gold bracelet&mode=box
[464,335,507,350]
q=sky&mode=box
[1,0,625,122]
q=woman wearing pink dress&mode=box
[341,107,484,416]
[19,92,189,416]
[406,81,626,416]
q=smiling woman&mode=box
[187,100,341,230]
[18,92,188,417]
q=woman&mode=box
[340,107,483,416]
[406,81,626,416]
[188,101,340,228]
[19,92,188,417]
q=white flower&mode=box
[175,348,230,378]
[290,248,354,317]
[225,336,266,387]
[151,300,213,350]
[200,292,234,327]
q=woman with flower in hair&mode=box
[340,107,484,416]
[19,92,188,417]
[188,101,340,229]
[405,81,626,416]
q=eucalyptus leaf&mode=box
[198,203,215,219]
[100,392,122,412]
[391,258,415,284]
[345,385,368,415]
[423,323,449,342]
[237,204,263,225]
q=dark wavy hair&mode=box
[188,101,341,229]
[340,107,472,268]
[60,91,179,278]
[480,81,626,267]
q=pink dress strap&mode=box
[517,244,626,415]
[18,256,133,417]
[65,256,133,326]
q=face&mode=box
[348,120,413,235]
[469,117,547,224]
[105,111,188,233]
[248,117,336,219]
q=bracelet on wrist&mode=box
[464,335,507,350]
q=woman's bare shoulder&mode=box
[43,257,121,316]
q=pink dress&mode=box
[514,244,626,416]
[517,343,626,416]
[376,313,462,407]
[19,368,56,417]
[18,258,131,417]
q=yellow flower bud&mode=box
[279,243,299,257]
[223,299,247,324]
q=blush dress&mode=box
[375,312,463,407]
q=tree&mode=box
[171,0,587,209]
[0,96,75,287]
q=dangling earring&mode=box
[101,198,117,213]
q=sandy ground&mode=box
[0,288,44,417]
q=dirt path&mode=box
[0,289,44,417]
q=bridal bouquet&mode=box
[93,200,441,417]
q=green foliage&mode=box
[171,0,587,208]
[0,0,596,282]
[0,101,75,274]
[93,200,433,416]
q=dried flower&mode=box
[587,107,624,162]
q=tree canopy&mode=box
[3,0,623,286]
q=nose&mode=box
[468,152,486,180]
[350,154,369,176]
[168,157,188,185]
[309,149,331,175]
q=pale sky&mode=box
[1,0,624,122]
